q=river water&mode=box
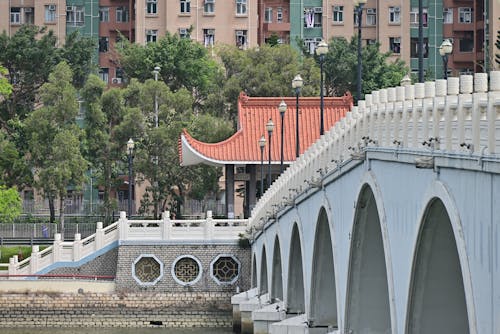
[0,329,232,334]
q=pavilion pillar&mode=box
[225,164,235,218]
[247,165,257,218]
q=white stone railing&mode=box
[5,211,248,278]
[250,72,500,231]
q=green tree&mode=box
[59,31,97,88]
[118,32,222,105]
[323,37,408,99]
[0,186,21,223]
[24,62,88,234]
[82,75,145,222]
[0,66,12,98]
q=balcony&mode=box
[451,52,475,63]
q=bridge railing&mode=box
[250,72,500,231]
[6,211,248,278]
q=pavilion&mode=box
[179,92,353,218]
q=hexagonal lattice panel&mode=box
[211,255,240,285]
[133,255,163,286]
[174,257,200,284]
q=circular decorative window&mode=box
[210,254,241,285]
[171,255,202,286]
[132,254,163,286]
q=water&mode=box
[0,329,232,334]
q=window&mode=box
[304,38,317,54]
[180,0,191,14]
[235,30,247,49]
[24,8,34,24]
[389,6,400,24]
[99,68,109,83]
[10,8,21,24]
[204,0,215,14]
[99,37,109,52]
[304,7,322,28]
[179,28,189,38]
[410,37,429,58]
[389,37,401,54]
[203,29,215,47]
[147,0,158,15]
[459,37,473,52]
[459,7,472,23]
[132,255,164,286]
[366,8,376,25]
[99,7,109,22]
[172,256,202,286]
[367,39,377,45]
[67,6,84,26]
[236,0,247,15]
[410,7,427,27]
[116,6,129,22]
[443,8,453,24]
[210,255,241,285]
[265,8,272,23]
[146,29,158,43]
[277,7,283,22]
[333,6,344,23]
[45,5,57,23]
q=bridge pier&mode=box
[231,288,258,333]
[239,293,270,333]
[252,301,286,334]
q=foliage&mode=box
[0,186,21,223]
[0,66,12,98]
[118,32,222,105]
[24,62,88,228]
[59,31,97,88]
[323,37,408,100]
[496,18,500,66]
[266,34,280,47]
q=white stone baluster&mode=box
[377,89,387,146]
[118,211,128,240]
[95,222,104,250]
[403,85,415,147]
[458,75,474,148]
[394,86,405,145]
[434,80,447,148]
[473,73,488,152]
[445,77,460,151]
[423,82,435,145]
[53,233,62,262]
[412,83,425,148]
[30,245,39,274]
[370,91,380,142]
[9,256,18,279]
[73,233,82,261]
[205,210,214,240]
[488,71,500,154]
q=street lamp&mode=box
[259,136,266,196]
[354,0,367,103]
[153,66,160,128]
[266,119,275,189]
[126,138,135,217]
[278,100,287,173]
[316,40,328,135]
[292,74,303,158]
[439,39,453,79]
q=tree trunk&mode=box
[59,195,65,241]
[48,196,55,224]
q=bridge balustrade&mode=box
[4,211,248,278]
[249,72,500,232]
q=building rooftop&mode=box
[179,92,353,166]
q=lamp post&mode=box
[439,39,453,79]
[278,100,287,173]
[266,119,274,189]
[354,0,367,103]
[153,66,160,128]
[127,138,135,217]
[292,74,303,158]
[316,40,328,135]
[259,136,266,196]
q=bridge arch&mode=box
[270,235,283,301]
[406,181,476,334]
[251,253,257,288]
[286,223,305,314]
[345,183,392,334]
[309,207,338,328]
[260,245,268,294]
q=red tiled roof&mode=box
[179,92,353,166]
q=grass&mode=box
[0,246,47,263]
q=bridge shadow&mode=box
[287,224,305,314]
[271,236,283,301]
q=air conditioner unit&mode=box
[24,8,33,13]
[366,8,376,14]
[314,7,323,13]
[179,28,188,35]
[333,6,342,11]
[236,30,244,36]
[66,6,75,12]
[206,29,215,35]
[394,7,401,12]
[315,37,323,42]
[111,77,122,84]
[48,4,56,11]
[393,37,401,43]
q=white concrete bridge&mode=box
[234,72,500,334]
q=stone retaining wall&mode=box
[0,291,233,328]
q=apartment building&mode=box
[258,0,291,44]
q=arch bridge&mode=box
[234,72,500,334]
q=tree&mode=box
[82,75,145,222]
[59,31,97,88]
[0,186,21,223]
[25,62,88,234]
[0,65,12,98]
[496,18,500,66]
[323,37,408,99]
